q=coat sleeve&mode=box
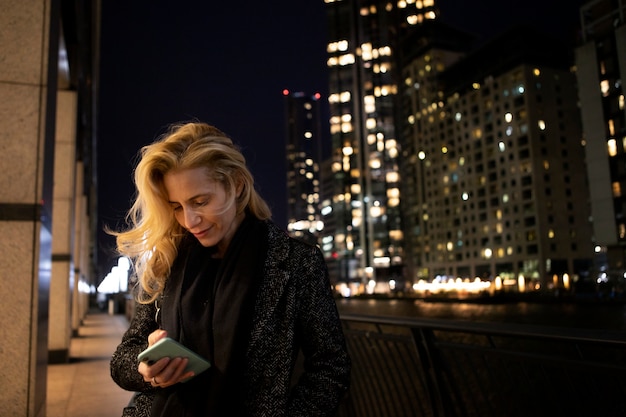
[287,245,351,416]
[110,300,159,392]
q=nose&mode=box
[182,208,200,229]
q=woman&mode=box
[109,122,351,416]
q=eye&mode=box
[170,203,182,212]
[193,199,208,207]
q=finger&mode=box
[171,357,195,383]
[157,357,187,383]
[148,329,168,346]
[139,356,171,381]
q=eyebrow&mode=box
[167,192,211,205]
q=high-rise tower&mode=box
[284,90,324,246]
[401,26,594,290]
[322,0,437,292]
[576,0,626,284]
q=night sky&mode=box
[96,0,585,276]
[97,1,329,274]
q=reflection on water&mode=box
[336,297,626,331]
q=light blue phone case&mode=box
[137,337,211,381]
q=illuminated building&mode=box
[284,90,324,246]
[323,0,437,291]
[576,0,626,282]
[400,26,594,290]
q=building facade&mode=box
[576,0,626,284]
[400,26,594,290]
[322,0,437,293]
[284,90,324,246]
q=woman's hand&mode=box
[138,329,195,388]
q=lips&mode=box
[191,226,211,239]
[192,230,208,239]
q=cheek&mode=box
[173,211,184,225]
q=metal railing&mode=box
[337,313,626,417]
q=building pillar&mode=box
[576,41,616,245]
[49,91,77,363]
[70,164,92,334]
[0,1,59,416]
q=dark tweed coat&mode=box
[110,221,351,416]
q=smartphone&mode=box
[137,337,211,381]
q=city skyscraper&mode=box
[576,0,626,283]
[284,90,324,246]
[400,25,594,290]
[322,0,437,292]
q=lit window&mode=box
[612,181,621,197]
[370,205,384,217]
[498,141,506,152]
[389,230,403,240]
[386,172,399,182]
[339,54,355,66]
[364,95,376,113]
[505,112,513,123]
[407,14,423,25]
[538,120,546,130]
[608,139,617,156]
[609,119,615,136]
[601,80,610,97]
[533,68,540,76]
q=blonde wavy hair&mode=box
[112,122,271,304]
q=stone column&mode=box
[0,1,59,416]
[49,91,77,363]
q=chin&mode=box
[196,238,217,247]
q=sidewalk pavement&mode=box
[47,312,134,417]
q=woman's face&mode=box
[163,167,243,256]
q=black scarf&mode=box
[153,215,268,416]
